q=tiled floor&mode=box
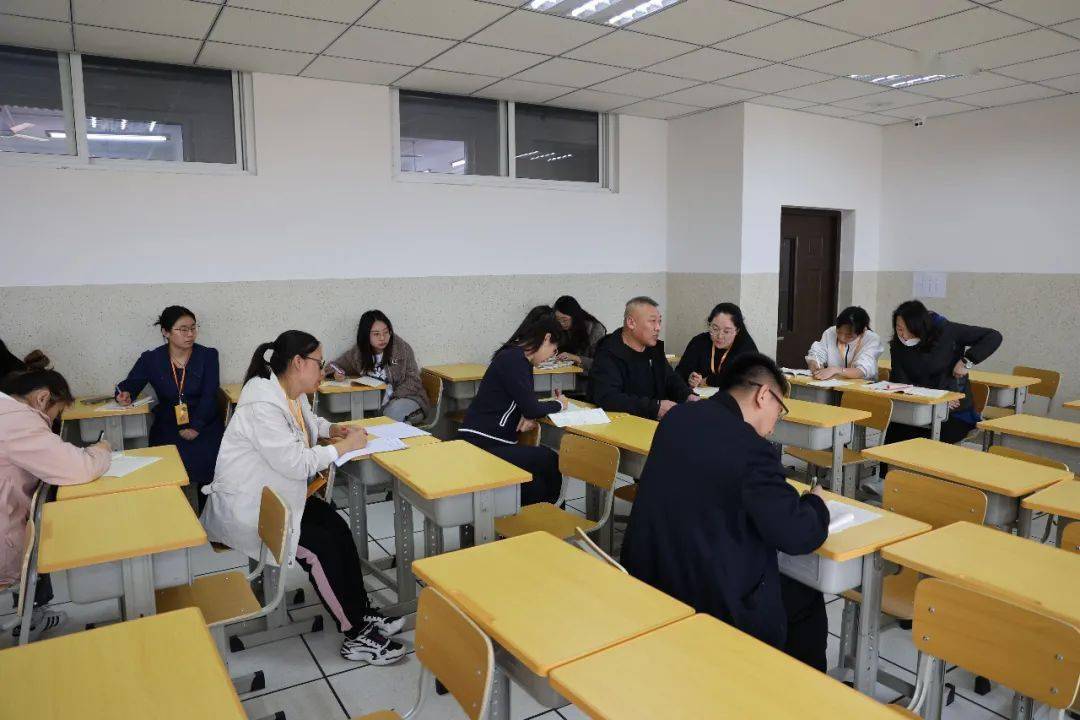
[0,474,1059,720]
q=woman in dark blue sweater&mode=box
[459,317,569,506]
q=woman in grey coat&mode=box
[553,295,607,372]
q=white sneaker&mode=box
[340,626,406,665]
[362,611,406,637]
[13,608,66,641]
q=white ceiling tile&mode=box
[657,82,759,107]
[879,7,1035,53]
[209,7,345,53]
[995,50,1080,80]
[715,19,859,62]
[615,98,700,118]
[801,0,972,38]
[1052,18,1080,37]
[427,43,549,76]
[944,28,1080,68]
[300,55,409,84]
[832,87,937,111]
[590,71,698,97]
[324,25,455,66]
[198,41,314,74]
[905,71,1019,97]
[1041,72,1080,90]
[360,0,511,41]
[228,0,378,23]
[849,111,906,124]
[393,67,499,94]
[780,76,882,101]
[802,104,863,117]
[483,0,528,4]
[630,0,783,45]
[72,0,217,39]
[886,99,976,118]
[550,88,644,111]
[645,47,769,81]
[474,78,570,103]
[514,57,625,87]
[74,25,200,64]
[722,63,832,92]
[0,0,69,22]
[470,10,609,55]
[791,39,920,75]
[0,14,73,51]
[958,81,1064,105]
[566,29,696,68]
[738,0,839,14]
[993,0,1080,25]
[748,94,816,108]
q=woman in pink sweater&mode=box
[0,369,110,638]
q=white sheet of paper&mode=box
[536,359,575,370]
[782,368,812,377]
[322,380,353,389]
[549,408,611,428]
[808,379,852,388]
[354,376,384,388]
[902,387,949,399]
[863,381,914,393]
[103,452,161,478]
[825,499,880,535]
[95,396,153,413]
[335,437,408,466]
[366,422,430,440]
[693,386,719,398]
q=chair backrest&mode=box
[878,366,890,382]
[574,527,627,573]
[1013,366,1061,403]
[840,391,893,432]
[913,578,1080,709]
[559,433,619,491]
[969,381,990,415]
[517,425,540,447]
[420,369,443,411]
[884,470,988,529]
[14,484,45,619]
[415,587,494,720]
[257,486,290,566]
[1063,521,1080,555]
[987,445,1070,472]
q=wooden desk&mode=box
[61,395,153,450]
[560,411,656,457]
[315,377,387,420]
[1065,399,1079,411]
[979,413,1080,470]
[0,608,246,720]
[1021,480,1080,547]
[879,359,1039,413]
[412,531,693,718]
[57,445,189,501]
[425,362,583,430]
[220,383,242,425]
[776,399,871,495]
[38,486,206,619]
[549,614,907,720]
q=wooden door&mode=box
[776,208,840,369]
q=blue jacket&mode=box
[621,392,828,650]
[460,347,561,444]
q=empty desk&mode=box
[1021,480,1080,547]
[978,413,1079,469]
[314,378,386,420]
[56,444,188,501]
[62,395,152,450]
[775,399,871,494]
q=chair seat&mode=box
[787,446,869,469]
[840,567,919,621]
[613,484,637,503]
[155,570,261,625]
[494,503,597,541]
[352,712,402,720]
[981,405,1015,420]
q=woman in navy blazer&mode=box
[115,306,223,508]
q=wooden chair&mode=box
[574,527,627,573]
[354,586,494,720]
[982,366,1062,419]
[787,393,893,492]
[904,578,1080,718]
[1062,521,1079,554]
[878,366,891,382]
[987,445,1070,472]
[494,433,619,544]
[0,484,46,645]
[613,483,638,504]
[415,369,443,432]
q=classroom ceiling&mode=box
[2,0,1080,125]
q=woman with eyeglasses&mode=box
[115,305,224,509]
[805,306,883,381]
[328,310,430,423]
[676,303,759,389]
[201,331,406,665]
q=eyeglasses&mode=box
[171,324,198,335]
[370,330,391,340]
[303,356,327,371]
[707,324,737,337]
[748,381,789,418]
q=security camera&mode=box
[913,117,926,128]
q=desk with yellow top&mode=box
[314,376,387,420]
[0,608,246,720]
[1065,399,1080,411]
[411,531,693,718]
[879,358,1040,413]
[38,485,206,620]
[61,394,153,450]
[1021,480,1080,547]
[57,445,189,501]
[775,398,871,495]
[978,412,1080,470]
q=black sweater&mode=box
[588,331,691,419]
[460,347,562,444]
[675,331,759,387]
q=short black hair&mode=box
[835,306,871,334]
[716,352,789,397]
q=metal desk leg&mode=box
[121,555,156,620]
[350,392,364,421]
[836,599,858,678]
[423,517,444,558]
[488,665,511,720]
[854,552,884,697]
[1014,387,1027,415]
[1010,692,1034,720]
[830,425,845,494]
[924,656,947,720]
[348,471,368,560]
[104,416,124,451]
[930,402,947,442]
[392,480,417,606]
[1016,507,1033,539]
[472,489,497,545]
[982,429,995,451]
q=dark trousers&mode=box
[884,417,974,446]
[780,575,828,672]
[459,433,562,506]
[294,496,371,636]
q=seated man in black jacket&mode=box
[621,353,831,670]
[588,296,693,420]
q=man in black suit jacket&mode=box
[621,352,831,669]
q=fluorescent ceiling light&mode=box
[48,131,168,142]
[529,0,563,9]
[451,158,466,167]
[570,0,616,19]
[608,0,677,26]
[849,73,959,89]
[516,150,539,158]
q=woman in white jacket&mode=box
[806,306,884,381]
[201,330,405,665]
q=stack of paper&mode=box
[902,387,949,398]
[335,437,408,465]
[104,453,161,478]
[353,376,384,388]
[548,407,611,428]
[808,379,852,388]
[322,380,353,389]
[366,422,430,440]
[782,368,812,377]
[864,381,914,393]
[94,396,153,413]
[825,500,881,535]
[536,359,575,370]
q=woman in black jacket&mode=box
[886,300,1002,445]
[676,303,758,388]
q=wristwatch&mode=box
[962,356,974,369]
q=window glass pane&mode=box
[82,56,236,164]
[515,104,599,183]
[0,45,73,156]
[399,91,500,176]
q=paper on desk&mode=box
[353,376,384,388]
[808,379,852,388]
[322,380,353,389]
[549,407,611,427]
[901,387,949,398]
[782,368,812,377]
[536,359,575,370]
[335,437,408,465]
[694,386,719,398]
[863,381,914,393]
[825,499,880,535]
[94,396,153,412]
[103,452,161,478]
[366,422,430,440]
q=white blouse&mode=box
[807,326,884,380]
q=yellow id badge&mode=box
[174,403,190,426]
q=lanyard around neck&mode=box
[289,399,309,447]
[837,335,863,368]
[170,362,187,401]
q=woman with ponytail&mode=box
[201,331,406,665]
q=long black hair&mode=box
[493,316,567,361]
[510,305,555,342]
[891,300,940,352]
[554,295,602,355]
[708,302,755,352]
[245,330,321,383]
[155,305,196,333]
[0,368,75,406]
[355,310,394,374]
[835,306,871,334]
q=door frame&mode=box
[778,206,842,363]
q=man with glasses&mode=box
[621,353,831,670]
